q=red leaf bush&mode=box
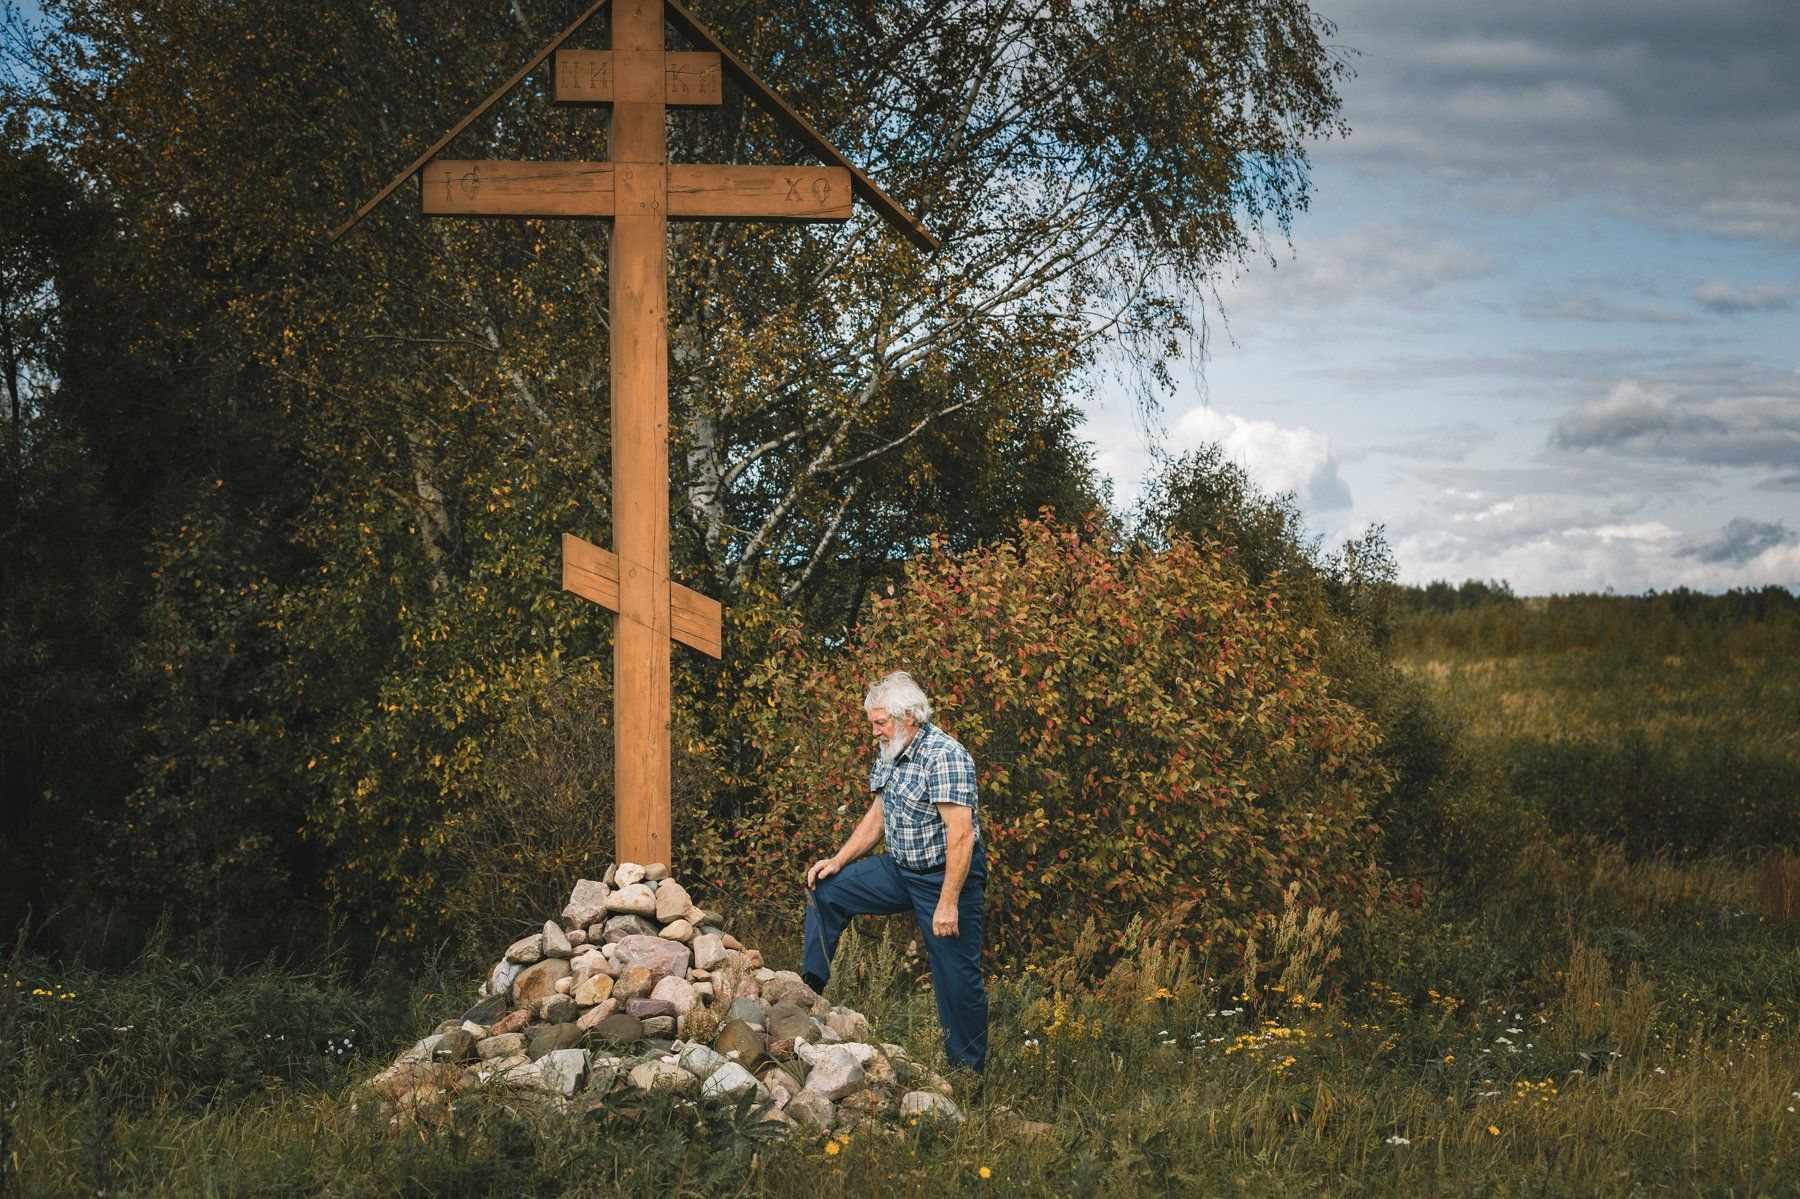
[721,518,1393,970]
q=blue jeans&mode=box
[801,843,988,1073]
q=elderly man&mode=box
[802,670,989,1077]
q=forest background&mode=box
[2,3,1796,1193]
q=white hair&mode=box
[864,670,933,727]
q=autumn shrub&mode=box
[718,517,1394,972]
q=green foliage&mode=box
[1135,447,1538,888]
[1395,591,1800,859]
[6,850,1798,1198]
[718,517,1393,969]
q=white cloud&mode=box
[1399,507,1800,594]
[1321,0,1800,242]
[1226,222,1492,315]
[1171,405,1351,512]
[1551,378,1800,470]
[1693,279,1794,314]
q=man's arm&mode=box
[932,802,974,936]
[807,795,884,889]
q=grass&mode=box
[6,600,1798,1195]
[6,844,1797,1197]
[1393,598,1800,857]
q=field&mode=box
[4,597,1797,1197]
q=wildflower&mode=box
[824,1142,841,1156]
[979,1166,992,1179]
[1385,1135,1411,1146]
[1487,1125,1500,1136]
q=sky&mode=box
[1081,0,1800,594]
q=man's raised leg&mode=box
[802,855,911,990]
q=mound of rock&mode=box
[359,863,964,1134]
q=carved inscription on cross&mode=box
[330,0,935,869]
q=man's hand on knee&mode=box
[807,857,843,889]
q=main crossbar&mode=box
[421,161,853,221]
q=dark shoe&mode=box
[802,972,827,995]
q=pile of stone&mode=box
[360,863,965,1134]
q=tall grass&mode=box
[8,846,1797,1196]
[1395,597,1800,857]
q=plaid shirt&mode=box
[869,721,980,870]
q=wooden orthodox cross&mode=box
[329,0,936,867]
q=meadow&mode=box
[4,593,1797,1197]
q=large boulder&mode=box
[611,935,692,983]
[761,971,819,1008]
[654,880,692,923]
[511,958,571,1009]
[562,879,611,927]
[798,1044,865,1100]
[605,883,657,916]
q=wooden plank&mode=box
[670,583,723,659]
[326,0,611,243]
[421,160,614,218]
[609,0,670,871]
[662,0,940,252]
[555,50,722,105]
[561,534,722,658]
[561,532,620,611]
[668,164,852,221]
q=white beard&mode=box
[878,728,912,765]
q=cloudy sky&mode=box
[1083,0,1800,594]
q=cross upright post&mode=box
[608,0,674,868]
[330,0,938,872]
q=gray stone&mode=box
[567,928,587,946]
[761,1066,803,1107]
[504,933,544,965]
[761,971,819,1008]
[562,879,611,927]
[431,1028,477,1063]
[400,1033,445,1064]
[541,920,572,958]
[587,1012,645,1047]
[534,1047,588,1097]
[611,934,692,983]
[602,914,659,942]
[476,1032,526,1060]
[614,862,646,887]
[539,994,579,1024]
[603,863,618,887]
[628,1059,694,1094]
[692,933,730,971]
[785,1089,836,1131]
[798,1044,865,1100]
[725,997,769,1026]
[488,958,525,997]
[649,975,698,1016]
[899,1091,965,1123]
[627,997,677,1020]
[765,1002,819,1043]
[700,1060,763,1102]
[462,992,509,1027]
[643,862,668,881]
[604,882,657,916]
[641,1015,675,1038]
[713,1019,768,1069]
[678,1042,729,1080]
[526,1022,585,1060]
[511,958,571,1009]
[654,880,692,923]
[826,1007,872,1043]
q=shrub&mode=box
[719,518,1394,971]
